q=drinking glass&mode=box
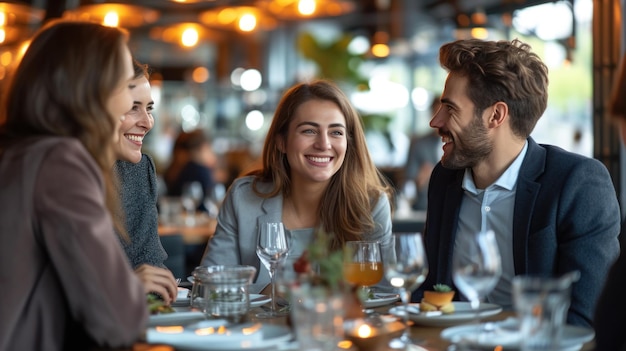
[384,232,428,349]
[512,271,580,351]
[343,241,384,302]
[181,181,203,226]
[452,230,502,321]
[256,222,289,318]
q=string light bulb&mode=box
[238,13,257,32]
[181,27,199,47]
[102,11,119,27]
[298,0,316,16]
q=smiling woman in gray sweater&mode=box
[112,59,178,304]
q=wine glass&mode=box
[452,230,502,323]
[385,232,429,349]
[181,181,203,226]
[256,222,290,318]
[343,241,384,302]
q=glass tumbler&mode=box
[512,272,579,351]
[204,265,257,323]
[190,266,210,311]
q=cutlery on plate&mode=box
[250,295,268,303]
[405,305,442,317]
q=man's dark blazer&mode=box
[412,137,620,327]
[594,222,626,350]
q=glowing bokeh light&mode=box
[238,13,256,32]
[298,0,316,16]
[181,27,199,47]
[103,11,119,27]
[240,69,262,91]
[245,110,264,131]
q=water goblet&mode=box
[452,230,502,328]
[181,181,203,226]
[256,222,290,318]
[384,232,429,349]
[343,241,384,303]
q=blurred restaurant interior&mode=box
[0,0,625,211]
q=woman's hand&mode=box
[135,264,178,305]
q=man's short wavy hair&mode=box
[439,38,549,138]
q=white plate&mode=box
[249,294,271,308]
[148,307,205,326]
[147,320,293,350]
[363,293,400,308]
[389,302,502,327]
[172,287,191,307]
[172,292,269,308]
[440,318,595,351]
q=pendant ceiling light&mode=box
[63,3,159,28]
[257,0,356,20]
[199,6,278,33]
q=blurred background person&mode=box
[403,95,442,211]
[113,59,178,303]
[162,128,219,276]
[163,128,218,214]
[0,19,146,350]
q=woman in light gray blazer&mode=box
[201,80,394,293]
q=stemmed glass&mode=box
[384,232,429,349]
[256,222,290,318]
[343,241,384,303]
[452,230,502,324]
[181,181,203,226]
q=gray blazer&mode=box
[201,176,393,293]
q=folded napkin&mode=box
[147,320,264,348]
[177,287,190,300]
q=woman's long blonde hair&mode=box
[248,80,393,249]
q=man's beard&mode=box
[441,115,492,170]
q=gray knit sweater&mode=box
[114,154,168,269]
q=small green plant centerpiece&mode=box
[421,283,455,314]
[289,229,364,320]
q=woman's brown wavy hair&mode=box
[0,19,130,235]
[247,79,393,249]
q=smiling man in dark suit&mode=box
[413,38,620,328]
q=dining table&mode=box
[158,213,216,246]
[122,300,596,351]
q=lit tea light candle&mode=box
[357,324,374,338]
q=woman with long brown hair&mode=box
[201,79,393,294]
[0,19,147,350]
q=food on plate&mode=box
[421,283,455,314]
[147,293,175,315]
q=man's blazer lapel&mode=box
[512,138,545,274]
[437,172,464,284]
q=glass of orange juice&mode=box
[343,241,383,303]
